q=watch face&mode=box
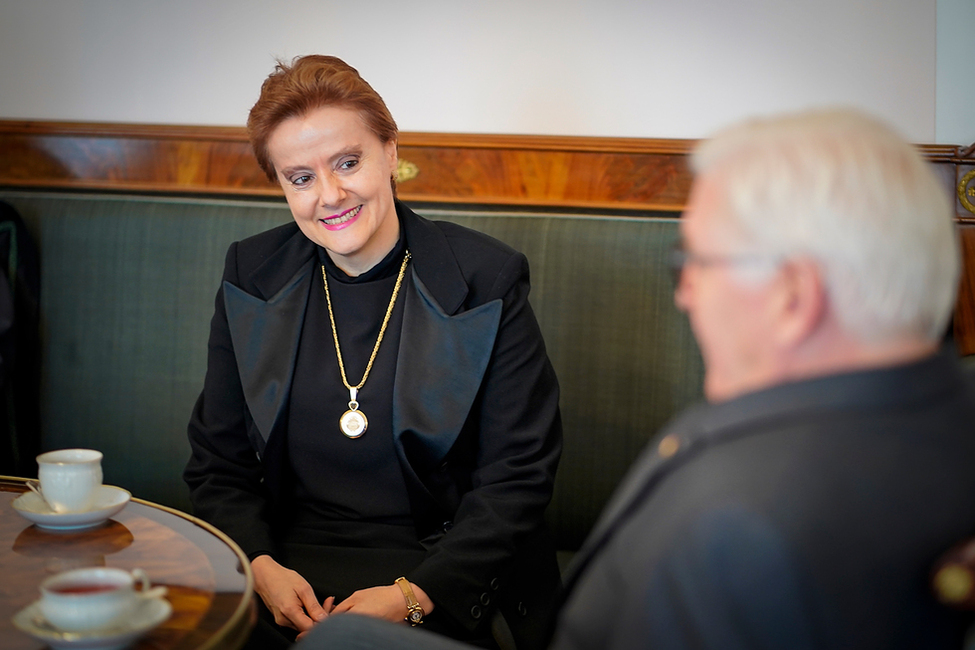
[409,609,423,624]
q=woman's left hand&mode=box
[330,581,435,622]
[294,582,436,640]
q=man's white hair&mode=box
[692,108,959,343]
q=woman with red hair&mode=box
[185,55,562,649]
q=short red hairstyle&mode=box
[247,55,398,182]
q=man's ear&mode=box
[771,257,827,349]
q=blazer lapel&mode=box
[223,229,316,448]
[390,203,504,527]
[392,271,502,472]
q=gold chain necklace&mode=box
[321,250,411,438]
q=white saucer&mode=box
[12,486,131,531]
[12,596,171,650]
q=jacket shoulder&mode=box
[428,219,528,299]
[222,221,311,297]
[234,221,302,262]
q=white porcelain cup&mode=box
[39,567,167,632]
[27,449,104,513]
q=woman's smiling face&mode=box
[267,104,400,276]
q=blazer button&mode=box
[517,602,528,617]
[442,520,453,532]
[470,605,482,620]
[490,578,500,591]
[480,592,491,606]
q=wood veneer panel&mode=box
[0,124,276,195]
[395,145,691,211]
[0,121,694,208]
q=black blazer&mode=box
[185,202,562,646]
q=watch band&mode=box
[395,577,425,626]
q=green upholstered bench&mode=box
[0,190,704,562]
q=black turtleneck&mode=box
[285,230,418,547]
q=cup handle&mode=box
[131,568,168,600]
[25,479,43,497]
[140,585,169,600]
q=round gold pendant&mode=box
[340,409,368,438]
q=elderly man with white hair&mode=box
[294,109,975,649]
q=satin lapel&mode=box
[393,270,502,474]
[224,262,313,446]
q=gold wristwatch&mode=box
[395,577,425,626]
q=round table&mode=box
[0,477,255,649]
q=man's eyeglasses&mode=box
[667,242,777,287]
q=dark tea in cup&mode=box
[51,583,120,595]
[39,567,162,631]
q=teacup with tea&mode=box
[27,449,104,514]
[39,566,167,632]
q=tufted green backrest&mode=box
[1,192,703,552]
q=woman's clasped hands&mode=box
[251,555,435,640]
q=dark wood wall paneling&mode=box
[1,121,974,352]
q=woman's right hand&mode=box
[251,554,334,633]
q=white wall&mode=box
[936,0,975,146]
[0,0,969,144]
